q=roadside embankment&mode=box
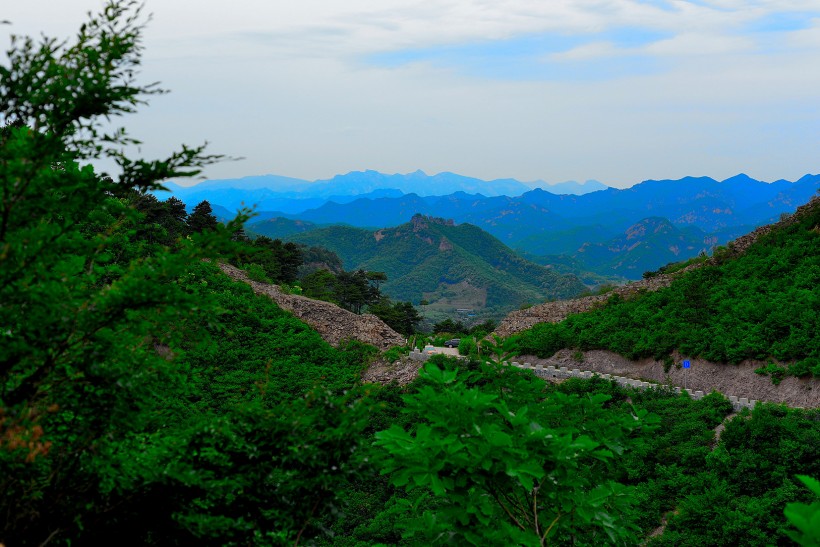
[519,349,820,408]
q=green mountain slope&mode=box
[286,214,586,312]
[571,217,712,278]
[247,217,318,239]
[516,196,820,377]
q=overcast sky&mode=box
[4,0,820,188]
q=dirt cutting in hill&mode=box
[519,349,820,408]
[218,263,406,351]
[489,196,820,408]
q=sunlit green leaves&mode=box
[375,361,654,545]
[784,475,820,547]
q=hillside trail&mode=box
[518,349,819,408]
[646,411,741,541]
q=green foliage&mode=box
[286,217,586,313]
[649,404,820,546]
[336,269,380,314]
[383,346,405,363]
[100,389,371,546]
[5,3,818,546]
[301,268,338,301]
[433,318,466,334]
[458,337,478,357]
[784,475,820,547]
[369,300,422,336]
[642,251,709,279]
[754,362,788,385]
[480,334,520,363]
[234,235,304,285]
[0,4,370,544]
[242,262,272,283]
[469,319,497,337]
[374,362,657,545]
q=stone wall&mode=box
[218,263,406,350]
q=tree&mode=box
[0,2,241,542]
[162,195,190,241]
[247,236,304,284]
[433,318,466,334]
[369,300,422,336]
[302,269,338,302]
[335,269,379,314]
[187,199,219,233]
[374,362,656,545]
[366,270,388,290]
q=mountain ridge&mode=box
[282,214,586,318]
[251,173,819,279]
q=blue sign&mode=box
[683,360,691,369]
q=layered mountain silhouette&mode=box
[243,173,819,279]
[161,170,819,280]
[157,170,610,214]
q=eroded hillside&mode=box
[218,262,405,350]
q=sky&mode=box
[4,0,820,189]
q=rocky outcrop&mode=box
[361,357,424,386]
[717,195,818,255]
[494,195,820,337]
[218,263,406,350]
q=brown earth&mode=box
[361,357,424,386]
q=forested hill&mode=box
[511,194,820,380]
[283,214,586,313]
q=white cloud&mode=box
[4,0,820,186]
[549,41,621,61]
[644,33,756,56]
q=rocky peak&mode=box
[410,213,455,232]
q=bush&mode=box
[458,337,477,357]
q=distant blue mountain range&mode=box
[246,172,818,279]
[156,170,609,214]
[155,170,819,280]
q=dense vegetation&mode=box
[2,3,817,545]
[516,203,820,378]
[310,361,820,546]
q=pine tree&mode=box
[187,200,219,233]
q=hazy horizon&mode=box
[167,168,817,191]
